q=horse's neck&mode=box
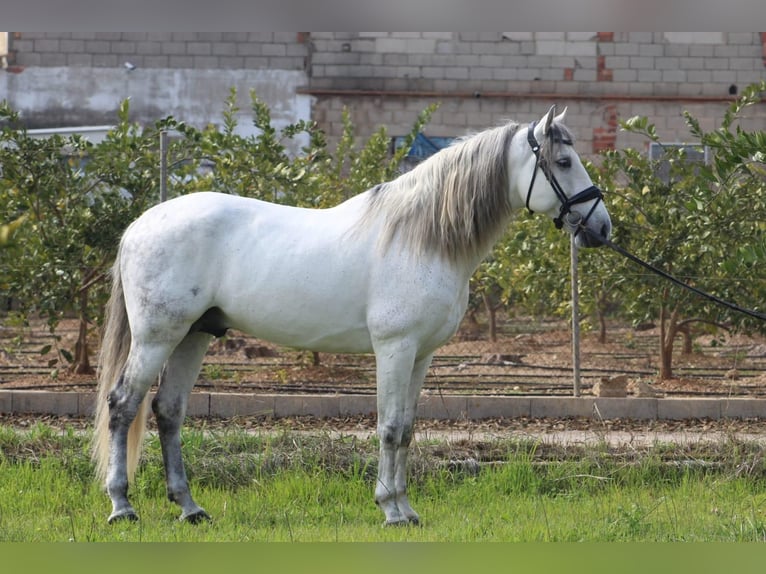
[448,213,515,282]
[472,204,520,270]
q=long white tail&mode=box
[91,251,150,485]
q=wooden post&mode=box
[570,234,581,397]
[159,130,168,202]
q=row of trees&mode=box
[2,81,765,381]
[0,89,434,373]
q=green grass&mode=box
[1,422,766,541]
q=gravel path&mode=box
[5,412,766,447]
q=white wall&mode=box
[0,67,313,154]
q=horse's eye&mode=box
[556,157,572,169]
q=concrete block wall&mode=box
[5,389,766,421]
[8,32,308,71]
[305,32,764,97]
[304,32,766,156]
[4,31,766,158]
[309,94,765,161]
[2,33,313,151]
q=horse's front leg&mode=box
[374,344,430,526]
[392,354,432,525]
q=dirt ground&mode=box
[3,315,766,399]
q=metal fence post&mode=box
[570,234,581,397]
[159,130,168,203]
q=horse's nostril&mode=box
[600,224,610,239]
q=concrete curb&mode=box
[2,390,766,420]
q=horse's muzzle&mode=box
[577,221,611,248]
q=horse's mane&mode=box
[360,121,522,263]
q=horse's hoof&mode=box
[384,517,418,527]
[180,509,211,524]
[108,509,139,524]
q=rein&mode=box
[525,121,603,231]
[579,225,766,322]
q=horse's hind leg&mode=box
[152,332,213,523]
[107,341,177,523]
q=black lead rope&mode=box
[580,226,766,323]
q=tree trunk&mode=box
[72,287,94,374]
[658,301,679,381]
[679,323,693,354]
[312,351,321,366]
[482,291,498,342]
[598,310,607,345]
[596,291,608,344]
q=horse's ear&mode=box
[553,106,568,124]
[542,104,556,136]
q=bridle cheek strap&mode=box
[554,184,603,231]
[525,121,603,234]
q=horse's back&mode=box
[125,191,296,238]
[122,191,366,264]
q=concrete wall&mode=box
[3,31,766,158]
[306,32,764,96]
[3,33,312,152]
[8,32,307,71]
[310,93,766,159]
[0,65,312,152]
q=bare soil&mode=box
[5,410,766,439]
[3,315,766,399]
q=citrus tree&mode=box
[585,80,766,379]
[468,81,766,382]
[0,100,165,373]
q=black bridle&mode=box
[525,121,604,232]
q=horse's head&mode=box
[512,105,611,248]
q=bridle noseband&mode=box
[525,121,603,232]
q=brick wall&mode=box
[10,31,763,96]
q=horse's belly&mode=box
[215,263,374,353]
[224,304,374,354]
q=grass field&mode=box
[1,421,766,542]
